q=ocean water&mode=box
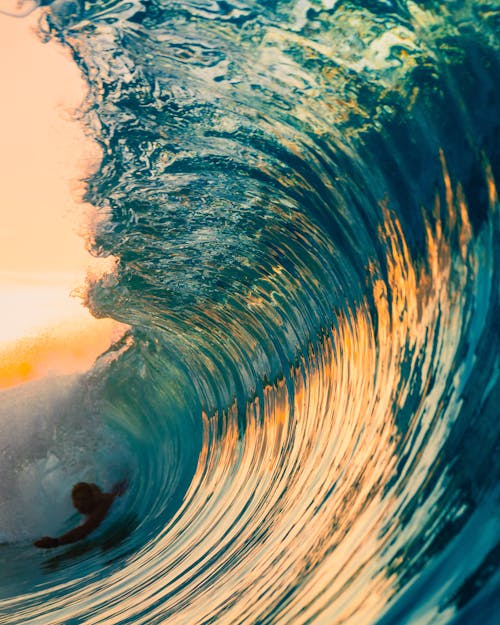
[0,1,499,623]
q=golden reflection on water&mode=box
[4,145,494,623]
[0,12,126,389]
[113,157,485,625]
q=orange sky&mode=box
[0,10,101,275]
[0,10,127,388]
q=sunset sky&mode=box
[0,10,125,387]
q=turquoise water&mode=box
[0,1,499,623]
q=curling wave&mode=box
[0,1,498,624]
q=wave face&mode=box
[1,1,499,623]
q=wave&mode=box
[0,1,498,623]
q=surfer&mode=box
[34,480,127,549]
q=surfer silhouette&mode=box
[34,480,127,549]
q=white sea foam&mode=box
[0,373,128,542]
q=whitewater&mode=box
[0,1,498,624]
